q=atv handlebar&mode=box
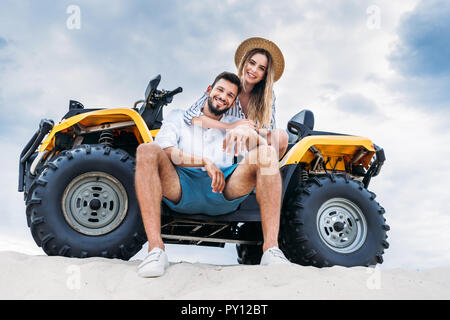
[161,87,183,104]
[165,87,183,98]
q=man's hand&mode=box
[203,158,225,193]
[223,125,268,156]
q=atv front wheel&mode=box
[280,174,390,267]
[27,145,146,260]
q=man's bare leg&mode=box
[135,143,181,252]
[224,145,282,252]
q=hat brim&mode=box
[234,37,285,82]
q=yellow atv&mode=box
[18,75,389,266]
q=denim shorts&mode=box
[162,164,250,215]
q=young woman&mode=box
[183,37,289,158]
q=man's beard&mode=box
[207,96,229,116]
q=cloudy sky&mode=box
[1,0,449,270]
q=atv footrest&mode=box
[160,218,262,247]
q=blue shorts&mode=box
[162,164,250,215]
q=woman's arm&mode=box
[269,91,277,130]
[183,93,235,129]
[191,115,233,130]
[183,92,207,126]
[191,115,257,130]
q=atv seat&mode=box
[162,193,261,223]
[287,109,349,142]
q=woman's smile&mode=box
[244,53,268,85]
[247,71,257,79]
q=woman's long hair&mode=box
[237,48,274,128]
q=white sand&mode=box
[1,251,449,300]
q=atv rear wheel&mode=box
[27,145,146,260]
[280,174,389,267]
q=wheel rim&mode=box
[62,172,128,236]
[316,198,367,254]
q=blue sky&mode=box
[1,0,450,269]
[390,0,450,78]
[389,0,450,108]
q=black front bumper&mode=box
[18,119,54,192]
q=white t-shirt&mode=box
[154,109,241,169]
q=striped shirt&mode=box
[183,91,277,130]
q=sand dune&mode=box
[1,251,449,300]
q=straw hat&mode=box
[234,37,285,82]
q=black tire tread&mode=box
[26,144,146,260]
[280,174,389,267]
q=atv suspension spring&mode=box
[99,129,114,147]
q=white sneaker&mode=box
[137,247,169,277]
[260,247,290,265]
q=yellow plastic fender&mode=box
[280,135,376,171]
[39,108,154,152]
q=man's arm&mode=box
[163,147,226,194]
[163,146,207,167]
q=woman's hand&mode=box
[229,119,257,130]
[256,128,269,136]
[223,125,267,156]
